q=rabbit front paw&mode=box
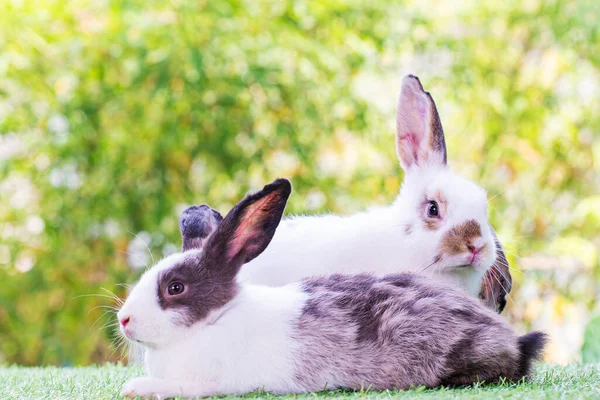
[121,377,173,399]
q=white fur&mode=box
[117,253,189,347]
[238,165,496,297]
[118,250,309,398]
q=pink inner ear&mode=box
[227,229,258,262]
[225,194,277,263]
[399,131,421,163]
[399,131,419,147]
[226,218,258,262]
[418,102,427,117]
[396,82,431,167]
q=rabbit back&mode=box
[293,273,523,390]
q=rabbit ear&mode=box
[179,205,224,251]
[479,226,512,313]
[203,179,291,278]
[396,75,447,170]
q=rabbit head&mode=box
[117,179,291,348]
[393,75,497,281]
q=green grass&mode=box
[1,363,599,400]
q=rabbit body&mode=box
[120,179,544,399]
[120,252,542,398]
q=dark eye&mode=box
[168,282,185,296]
[427,201,439,218]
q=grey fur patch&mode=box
[425,89,447,164]
[156,251,239,326]
[293,273,531,391]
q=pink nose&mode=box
[467,244,483,255]
[120,316,130,328]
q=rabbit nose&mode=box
[467,244,483,255]
[120,316,131,327]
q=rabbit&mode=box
[179,74,512,313]
[119,179,545,399]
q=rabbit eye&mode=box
[168,282,185,296]
[427,201,439,218]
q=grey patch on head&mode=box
[404,224,413,235]
[156,251,239,326]
[179,205,224,252]
[292,272,531,392]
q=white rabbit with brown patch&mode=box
[180,75,511,312]
[119,179,544,399]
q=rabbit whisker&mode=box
[118,250,149,269]
[419,257,438,274]
[128,230,156,267]
[489,269,515,307]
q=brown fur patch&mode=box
[441,220,482,255]
[433,191,448,208]
[423,218,441,230]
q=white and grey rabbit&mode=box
[180,75,511,312]
[119,179,545,399]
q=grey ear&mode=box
[202,178,292,279]
[396,74,447,170]
[179,205,224,251]
[479,226,512,313]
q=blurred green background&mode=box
[0,0,598,366]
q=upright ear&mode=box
[202,179,292,277]
[479,226,513,313]
[396,74,447,170]
[179,205,224,251]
